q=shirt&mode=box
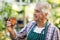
[11,21,60,40]
[34,26,45,33]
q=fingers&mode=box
[7,21,11,27]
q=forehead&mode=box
[34,7,42,13]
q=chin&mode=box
[34,19,38,21]
[34,18,38,21]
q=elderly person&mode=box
[7,2,60,40]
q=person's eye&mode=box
[35,10,40,13]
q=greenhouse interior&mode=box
[0,0,60,40]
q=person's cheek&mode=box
[39,14,43,18]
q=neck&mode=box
[36,18,47,28]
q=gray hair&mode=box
[36,2,51,14]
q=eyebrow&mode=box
[34,9,40,12]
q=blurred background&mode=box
[0,0,60,40]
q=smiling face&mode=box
[34,5,48,22]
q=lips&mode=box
[35,15,37,17]
[34,14,37,18]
